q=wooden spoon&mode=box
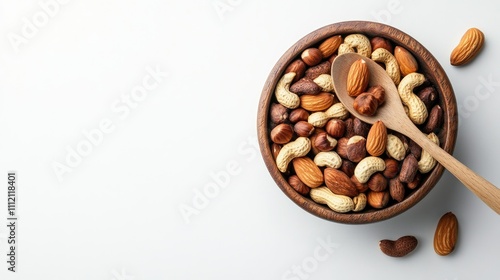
[331,52,500,214]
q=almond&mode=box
[324,167,359,197]
[292,157,324,188]
[450,27,484,66]
[318,35,342,58]
[366,120,387,156]
[394,46,419,76]
[346,59,369,97]
[300,92,335,112]
[434,212,458,256]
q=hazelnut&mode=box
[270,103,288,124]
[335,137,349,159]
[408,140,421,159]
[309,129,326,155]
[407,173,421,190]
[351,175,369,193]
[353,93,379,116]
[288,108,309,123]
[353,118,370,138]
[346,135,367,163]
[325,119,346,138]
[370,36,394,53]
[383,158,400,179]
[314,132,337,152]
[327,53,338,64]
[270,123,294,144]
[288,175,310,195]
[272,143,281,159]
[341,160,356,178]
[367,85,386,105]
[344,118,355,138]
[294,121,315,137]
[301,48,323,66]
[417,86,438,111]
[285,59,306,83]
[367,191,390,209]
[367,173,388,192]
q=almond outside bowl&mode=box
[257,21,458,224]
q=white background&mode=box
[1,0,499,279]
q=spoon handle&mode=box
[409,129,500,214]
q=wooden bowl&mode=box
[257,21,458,224]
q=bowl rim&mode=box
[257,20,458,224]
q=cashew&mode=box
[354,156,386,183]
[386,134,406,161]
[418,132,439,173]
[314,151,342,169]
[275,72,300,109]
[308,103,349,127]
[276,137,311,172]
[313,74,335,92]
[338,43,355,55]
[353,192,367,212]
[371,48,401,85]
[397,73,429,125]
[310,186,354,213]
[343,34,372,58]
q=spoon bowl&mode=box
[332,52,500,214]
[331,53,410,130]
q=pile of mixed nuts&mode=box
[268,32,444,213]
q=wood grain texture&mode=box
[257,21,458,224]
